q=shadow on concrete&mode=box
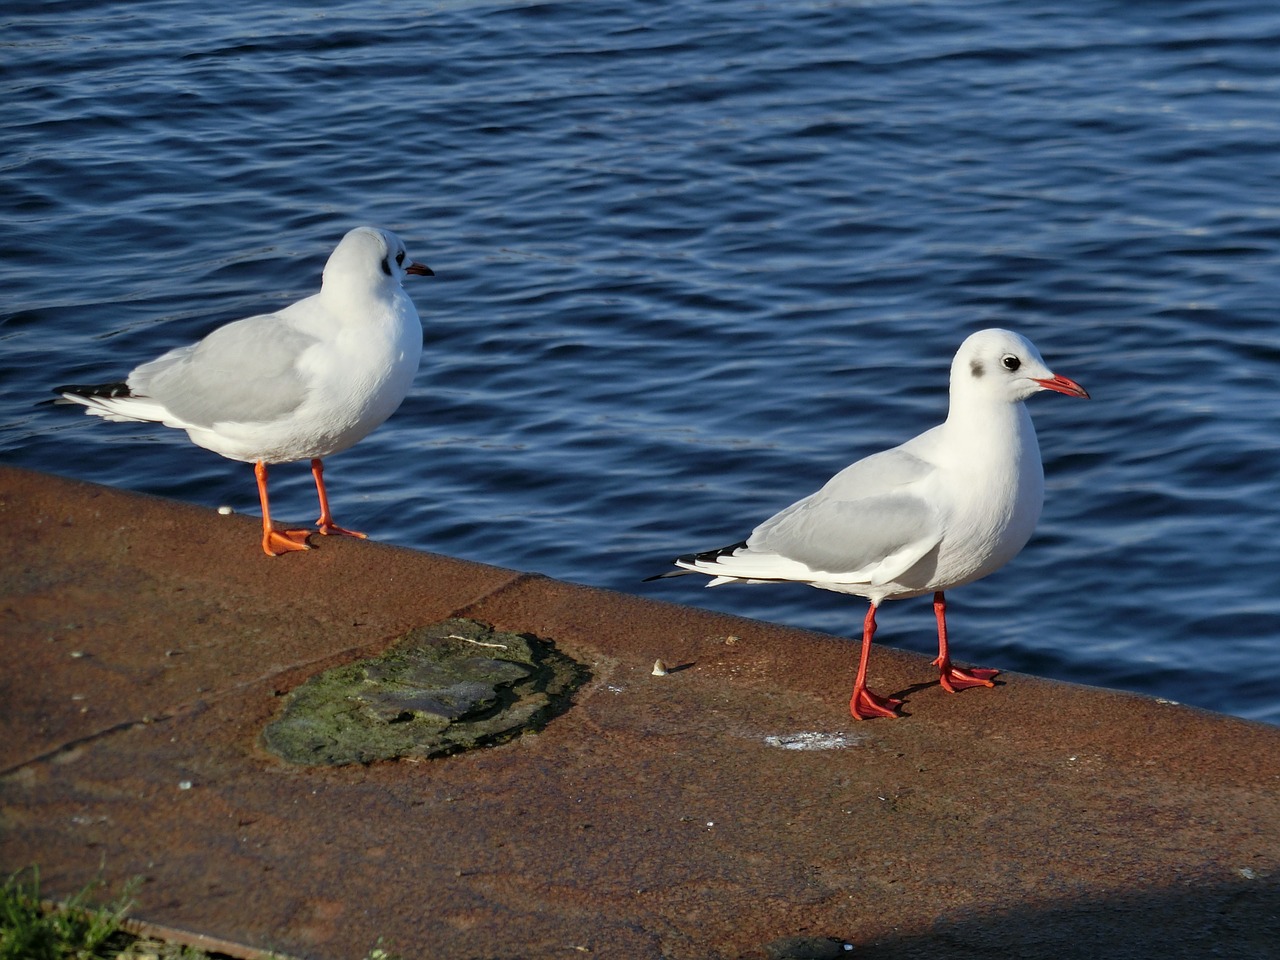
[827,877,1280,960]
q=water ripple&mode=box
[3,0,1280,723]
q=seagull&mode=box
[647,328,1088,719]
[52,226,434,556]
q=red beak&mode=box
[1032,374,1089,399]
[406,261,434,277]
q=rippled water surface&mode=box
[4,0,1280,723]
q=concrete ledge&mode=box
[2,465,1278,959]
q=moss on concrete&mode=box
[262,618,588,766]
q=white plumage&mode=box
[651,328,1088,718]
[54,226,433,556]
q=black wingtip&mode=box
[641,540,749,583]
[52,381,132,400]
[642,569,689,583]
[686,540,748,564]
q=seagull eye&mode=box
[395,251,405,266]
[1001,355,1021,372]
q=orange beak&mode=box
[1033,374,1089,399]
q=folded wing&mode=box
[130,314,319,428]
[677,446,944,588]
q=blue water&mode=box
[3,0,1279,724]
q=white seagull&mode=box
[53,226,434,556]
[648,328,1088,719]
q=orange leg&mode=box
[254,461,311,556]
[310,459,367,539]
[849,602,904,720]
[931,591,999,692]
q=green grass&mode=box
[0,870,404,960]
[0,868,140,960]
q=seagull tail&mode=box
[49,382,167,424]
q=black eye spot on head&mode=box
[380,255,392,276]
[970,358,984,378]
[1001,355,1021,372]
[396,250,405,266]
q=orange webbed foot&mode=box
[935,658,999,693]
[315,521,368,539]
[262,528,312,556]
[850,686,904,720]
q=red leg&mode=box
[849,602,903,720]
[931,591,999,692]
[254,461,311,556]
[310,459,367,539]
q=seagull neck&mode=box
[943,395,1035,459]
[321,277,397,320]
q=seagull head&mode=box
[323,226,434,290]
[952,328,1089,404]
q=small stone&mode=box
[217,505,234,515]
[651,658,668,676]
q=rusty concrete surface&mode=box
[2,464,1278,960]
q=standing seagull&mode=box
[648,328,1088,719]
[52,226,434,556]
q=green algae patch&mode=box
[262,618,588,766]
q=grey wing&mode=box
[746,449,942,583]
[128,315,319,428]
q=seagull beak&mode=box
[1032,374,1089,399]
[406,262,434,277]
